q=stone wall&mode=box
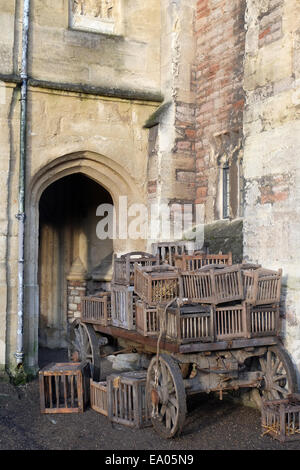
[243,0,300,375]
[194,0,246,223]
[0,0,162,373]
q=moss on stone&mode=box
[204,219,243,264]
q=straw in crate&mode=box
[134,264,180,306]
[262,394,300,442]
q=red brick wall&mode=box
[194,0,246,207]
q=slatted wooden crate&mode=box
[214,304,249,340]
[214,303,280,341]
[180,265,243,305]
[111,284,137,330]
[113,251,159,286]
[152,241,197,266]
[90,379,108,416]
[175,252,232,271]
[134,264,180,306]
[249,304,280,337]
[107,371,152,428]
[39,362,90,414]
[243,268,282,306]
[81,293,111,326]
[136,300,159,337]
[262,395,300,442]
[164,303,213,343]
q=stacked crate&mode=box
[134,264,180,337]
[172,252,282,341]
[241,265,282,338]
[79,246,282,343]
[110,252,159,330]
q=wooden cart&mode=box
[68,259,298,439]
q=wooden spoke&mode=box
[68,319,101,381]
[147,354,186,439]
[253,345,297,407]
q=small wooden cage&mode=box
[113,251,159,286]
[90,379,108,416]
[243,267,282,306]
[174,252,232,271]
[134,264,180,306]
[135,300,160,337]
[107,371,151,429]
[249,304,280,337]
[164,303,213,344]
[180,265,243,305]
[152,241,198,266]
[81,293,111,327]
[111,284,137,330]
[262,395,300,442]
[39,362,90,414]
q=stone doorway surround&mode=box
[24,151,145,373]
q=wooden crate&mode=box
[134,264,180,306]
[249,304,280,337]
[81,293,111,326]
[214,303,280,341]
[262,395,300,442]
[175,252,232,271]
[136,300,159,337]
[243,268,282,306]
[164,303,213,343]
[113,251,159,286]
[90,379,108,416]
[39,362,90,414]
[152,241,197,266]
[111,284,137,330]
[107,371,151,428]
[180,265,243,305]
[214,304,249,340]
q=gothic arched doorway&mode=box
[38,173,113,350]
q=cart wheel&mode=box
[252,345,298,407]
[68,319,102,381]
[147,354,187,439]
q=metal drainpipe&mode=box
[15,0,30,366]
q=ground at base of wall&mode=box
[1,360,300,450]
